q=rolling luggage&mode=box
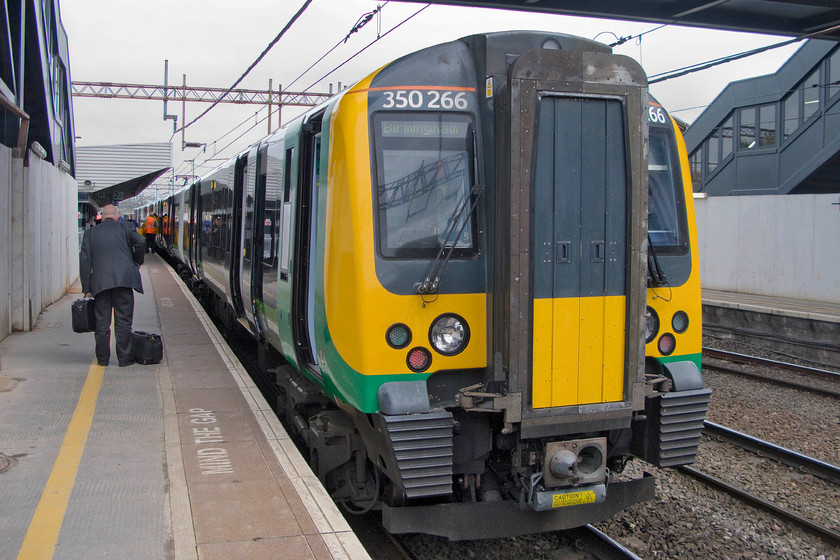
[71,298,96,333]
[131,331,164,365]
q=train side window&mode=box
[280,146,294,280]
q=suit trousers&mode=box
[94,287,135,365]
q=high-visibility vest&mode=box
[144,215,158,235]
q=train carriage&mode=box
[156,30,710,540]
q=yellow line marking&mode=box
[17,359,106,560]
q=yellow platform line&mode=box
[17,360,106,560]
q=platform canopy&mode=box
[397,0,840,41]
[88,168,170,209]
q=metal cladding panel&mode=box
[379,411,454,499]
[399,1,840,42]
[76,143,173,191]
[630,387,712,467]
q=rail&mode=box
[703,347,840,398]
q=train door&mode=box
[239,144,269,335]
[230,154,248,324]
[187,182,200,278]
[497,50,647,421]
[260,140,283,342]
[291,116,323,375]
[530,96,627,408]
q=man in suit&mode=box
[80,204,147,367]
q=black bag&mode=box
[131,331,164,365]
[71,298,96,333]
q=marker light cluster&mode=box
[647,307,689,356]
[387,314,471,373]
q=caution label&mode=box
[552,490,597,508]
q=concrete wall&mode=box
[1,147,78,341]
[695,194,840,304]
[0,145,11,340]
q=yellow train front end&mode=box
[294,32,710,540]
[631,98,710,467]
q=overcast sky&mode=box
[60,0,802,183]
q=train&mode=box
[138,31,711,540]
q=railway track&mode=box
[685,421,840,547]
[703,421,840,484]
[564,525,645,560]
[390,525,642,560]
[703,346,840,397]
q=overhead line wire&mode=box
[649,37,802,84]
[285,2,389,92]
[650,23,840,85]
[301,3,431,92]
[176,0,313,134]
[176,3,394,179]
[189,3,431,176]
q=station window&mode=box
[739,107,756,149]
[720,116,733,159]
[829,47,840,101]
[784,67,821,140]
[783,91,800,139]
[707,130,719,174]
[688,150,702,191]
[759,105,776,147]
[803,69,821,119]
[738,104,775,150]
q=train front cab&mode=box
[362,36,712,539]
[632,100,711,467]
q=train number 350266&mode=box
[382,90,469,110]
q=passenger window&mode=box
[280,147,294,280]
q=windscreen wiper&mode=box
[647,233,667,287]
[416,131,482,296]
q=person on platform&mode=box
[79,204,146,367]
[143,213,158,254]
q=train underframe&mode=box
[270,352,707,540]
[163,250,709,541]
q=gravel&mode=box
[391,336,840,560]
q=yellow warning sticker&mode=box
[552,490,597,508]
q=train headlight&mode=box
[672,311,689,334]
[429,314,469,356]
[645,307,659,344]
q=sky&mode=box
[59,0,803,186]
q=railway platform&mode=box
[0,254,370,560]
[702,289,840,367]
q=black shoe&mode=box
[119,360,136,367]
[97,360,109,366]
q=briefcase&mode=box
[71,298,96,333]
[131,331,164,365]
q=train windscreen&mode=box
[372,113,476,259]
[648,128,688,255]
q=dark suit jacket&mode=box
[80,219,146,296]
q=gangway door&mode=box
[492,48,648,428]
[531,96,627,408]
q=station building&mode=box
[1,0,76,341]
